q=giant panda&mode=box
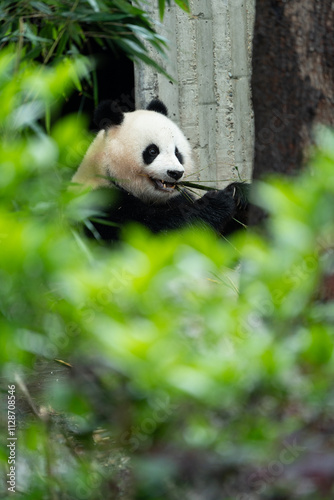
[72,99,249,242]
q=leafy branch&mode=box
[0,0,190,94]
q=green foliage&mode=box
[158,0,190,20]
[1,51,334,499]
[0,0,189,99]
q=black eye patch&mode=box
[143,144,160,165]
[175,147,184,165]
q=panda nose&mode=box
[167,170,183,181]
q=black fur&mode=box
[94,100,124,130]
[84,182,249,243]
[146,99,168,116]
[143,144,160,165]
[175,147,184,165]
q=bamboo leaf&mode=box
[30,1,52,15]
[56,31,69,56]
[45,103,51,134]
[180,181,216,191]
[174,0,190,13]
[85,0,100,12]
[126,24,168,47]
[116,37,173,80]
[158,0,166,20]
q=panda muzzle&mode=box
[151,178,176,192]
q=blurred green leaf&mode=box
[2,46,334,500]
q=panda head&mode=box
[72,99,194,203]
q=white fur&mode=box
[72,109,194,203]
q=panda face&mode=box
[72,104,194,204]
[106,110,191,203]
[142,142,184,192]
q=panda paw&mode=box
[198,188,237,218]
[223,182,250,210]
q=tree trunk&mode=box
[250,0,334,223]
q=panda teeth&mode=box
[150,178,176,191]
[162,181,176,189]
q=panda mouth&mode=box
[150,178,176,192]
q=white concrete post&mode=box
[135,0,255,187]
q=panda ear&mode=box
[94,100,124,130]
[146,99,168,116]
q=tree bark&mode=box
[250,0,334,223]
